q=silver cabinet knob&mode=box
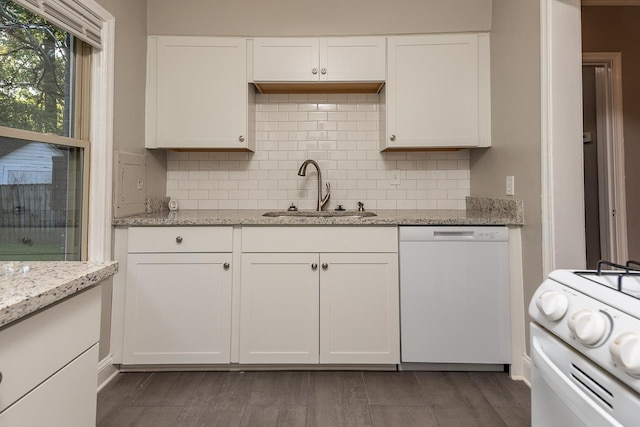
[322,263,328,270]
[311,263,318,271]
[176,236,183,243]
[239,135,245,142]
[0,371,3,384]
[312,68,318,75]
[321,68,327,75]
[390,134,396,142]
[223,262,230,270]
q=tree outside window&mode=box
[0,0,88,261]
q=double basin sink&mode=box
[263,210,377,218]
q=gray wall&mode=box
[104,0,546,363]
[470,0,543,354]
[147,0,491,36]
[96,0,167,361]
[582,6,640,263]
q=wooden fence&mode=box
[0,184,77,259]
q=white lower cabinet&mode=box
[117,226,399,366]
[319,253,399,364]
[239,227,399,365]
[0,286,101,427]
[0,345,99,427]
[239,253,320,364]
[121,227,233,365]
[123,252,232,364]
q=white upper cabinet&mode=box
[383,33,491,150]
[253,38,319,81]
[253,37,386,82]
[146,36,254,150]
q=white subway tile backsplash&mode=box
[166,94,470,210]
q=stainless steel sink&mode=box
[262,210,377,218]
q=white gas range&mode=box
[529,261,640,427]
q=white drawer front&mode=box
[242,226,398,253]
[0,344,98,427]
[128,226,233,253]
[0,286,100,413]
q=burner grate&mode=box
[575,260,640,298]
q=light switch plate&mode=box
[114,152,146,218]
[388,170,401,186]
[506,176,515,196]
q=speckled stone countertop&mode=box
[0,261,118,328]
[113,197,524,227]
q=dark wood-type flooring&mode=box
[97,370,531,427]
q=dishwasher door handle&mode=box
[433,231,475,239]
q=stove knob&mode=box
[568,310,608,346]
[536,290,569,321]
[610,332,640,376]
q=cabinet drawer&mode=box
[0,286,100,413]
[0,345,98,427]
[242,226,397,253]
[128,226,233,253]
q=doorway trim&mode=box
[540,0,586,276]
[583,52,628,264]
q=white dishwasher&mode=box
[399,226,511,370]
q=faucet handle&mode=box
[322,182,331,200]
[321,182,331,209]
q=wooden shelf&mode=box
[251,81,384,94]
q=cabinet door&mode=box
[319,253,399,364]
[123,252,232,364]
[240,253,320,363]
[253,38,319,81]
[385,34,490,149]
[0,345,98,427]
[146,36,248,149]
[320,37,386,81]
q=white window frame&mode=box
[86,4,114,262]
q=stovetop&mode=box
[575,260,640,299]
[548,262,640,320]
[532,260,640,392]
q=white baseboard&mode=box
[97,354,120,392]
[509,354,532,388]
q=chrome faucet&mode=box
[297,159,330,211]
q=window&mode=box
[0,0,91,261]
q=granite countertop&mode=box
[0,261,118,328]
[113,197,524,227]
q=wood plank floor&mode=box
[97,371,531,427]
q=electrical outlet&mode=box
[388,170,401,186]
[506,176,515,196]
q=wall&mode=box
[582,6,640,262]
[168,93,470,211]
[147,0,492,36]
[149,0,490,211]
[96,0,163,361]
[470,0,542,355]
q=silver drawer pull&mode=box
[322,263,328,270]
[223,262,230,270]
[176,236,183,243]
[0,371,3,384]
[311,263,318,271]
